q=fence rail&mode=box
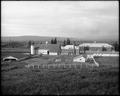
[25,63,98,69]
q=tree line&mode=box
[2,40,119,52]
[50,38,71,46]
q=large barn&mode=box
[79,43,113,53]
[31,43,61,55]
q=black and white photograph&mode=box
[1,1,119,95]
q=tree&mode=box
[63,40,66,46]
[83,46,89,53]
[28,41,31,48]
[40,42,42,44]
[102,46,107,51]
[51,39,54,44]
[27,40,34,48]
[54,38,57,44]
[113,41,119,51]
[31,41,34,45]
[66,38,70,45]
[51,38,57,44]
[111,47,114,51]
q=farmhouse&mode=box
[61,45,80,55]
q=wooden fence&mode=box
[25,63,98,69]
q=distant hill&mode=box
[1,36,118,42]
[1,36,77,42]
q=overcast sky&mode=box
[1,1,118,40]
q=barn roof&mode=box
[79,43,112,47]
[34,44,61,52]
[73,54,87,59]
[3,56,18,60]
[61,45,78,49]
[2,52,28,59]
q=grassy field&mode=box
[1,52,30,59]
[95,56,119,67]
[1,48,31,60]
[1,52,119,95]
[2,48,30,53]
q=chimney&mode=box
[31,44,34,55]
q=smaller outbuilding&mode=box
[73,55,86,62]
[3,56,18,62]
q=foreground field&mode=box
[1,54,119,95]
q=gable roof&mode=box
[3,56,18,60]
[79,43,112,47]
[73,55,86,59]
[61,45,79,49]
[34,44,61,52]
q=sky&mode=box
[1,1,119,40]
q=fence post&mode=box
[81,63,82,69]
[86,63,87,68]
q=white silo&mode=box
[46,41,48,45]
[31,44,34,55]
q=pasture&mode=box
[1,48,30,53]
[1,48,30,59]
[1,49,119,95]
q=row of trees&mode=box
[51,38,57,44]
[63,38,71,46]
[27,41,35,48]
[50,38,71,45]
[112,41,119,51]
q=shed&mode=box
[73,55,86,62]
[3,56,18,61]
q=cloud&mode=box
[1,1,118,40]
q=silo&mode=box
[31,44,34,55]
